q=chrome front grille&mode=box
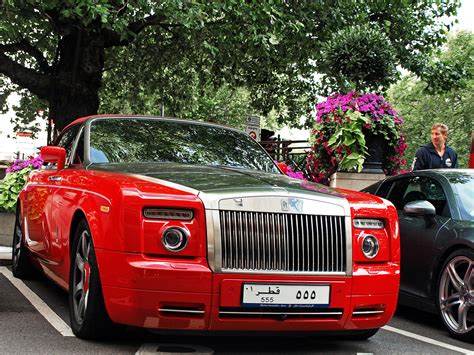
[219,211,346,273]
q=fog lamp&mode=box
[361,234,379,259]
[162,227,189,252]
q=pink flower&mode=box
[308,91,406,184]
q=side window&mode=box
[399,176,427,208]
[56,125,80,166]
[386,178,410,210]
[387,176,449,217]
[375,181,393,198]
[420,177,449,217]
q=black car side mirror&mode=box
[403,200,436,217]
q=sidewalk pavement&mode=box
[0,246,12,266]
[0,212,15,247]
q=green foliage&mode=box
[319,24,398,93]
[11,91,48,138]
[0,166,32,212]
[326,111,371,172]
[388,32,474,169]
[100,66,255,129]
[0,0,461,131]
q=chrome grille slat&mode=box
[330,216,334,272]
[324,216,329,271]
[338,216,344,271]
[284,213,289,270]
[219,211,346,273]
[305,215,310,272]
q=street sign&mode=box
[245,115,261,141]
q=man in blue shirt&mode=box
[412,123,458,171]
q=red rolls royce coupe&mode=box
[12,115,400,340]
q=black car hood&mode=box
[89,162,344,198]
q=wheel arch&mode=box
[69,209,88,257]
[16,190,26,214]
[67,197,112,285]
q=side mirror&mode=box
[41,146,66,171]
[277,162,288,174]
[403,200,436,217]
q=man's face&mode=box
[431,128,447,148]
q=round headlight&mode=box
[162,227,189,252]
[361,234,379,259]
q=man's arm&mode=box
[452,151,459,168]
[412,148,426,171]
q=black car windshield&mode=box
[88,118,278,173]
[447,172,474,220]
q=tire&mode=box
[343,328,379,340]
[68,219,117,339]
[11,203,35,279]
[437,249,474,343]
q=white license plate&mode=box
[242,283,330,307]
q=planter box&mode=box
[0,211,14,247]
[329,171,385,191]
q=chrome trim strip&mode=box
[345,216,353,276]
[217,270,348,276]
[205,209,218,272]
[24,216,38,247]
[352,310,385,315]
[158,308,205,314]
[219,311,343,316]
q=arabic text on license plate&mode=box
[242,284,330,306]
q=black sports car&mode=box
[363,169,474,343]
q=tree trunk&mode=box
[49,29,105,133]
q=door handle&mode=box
[48,176,63,182]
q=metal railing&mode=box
[259,137,311,175]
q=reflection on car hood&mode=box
[90,162,344,198]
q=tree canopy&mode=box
[0,0,460,137]
[388,31,474,168]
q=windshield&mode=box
[447,172,474,220]
[88,118,279,173]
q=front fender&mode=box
[72,191,117,251]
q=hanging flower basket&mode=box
[306,91,407,185]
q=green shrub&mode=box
[0,155,43,212]
[0,166,33,212]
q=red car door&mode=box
[24,169,56,257]
[49,127,85,268]
[26,124,82,261]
